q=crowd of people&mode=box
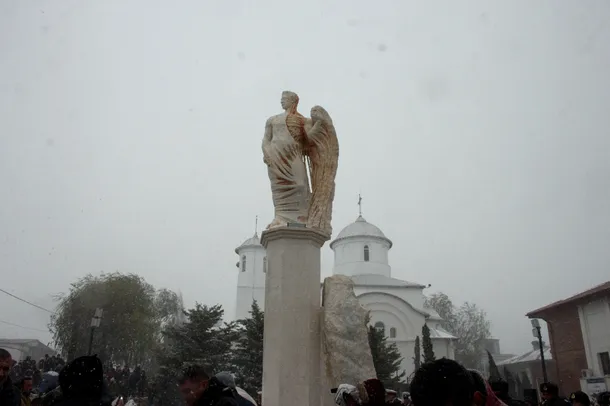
[7,354,66,388]
[2,347,609,406]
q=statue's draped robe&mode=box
[306,118,339,236]
[262,112,310,226]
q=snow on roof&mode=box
[235,233,263,253]
[424,307,443,320]
[429,325,456,339]
[331,215,393,248]
[350,274,426,288]
[497,346,552,365]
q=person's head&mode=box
[0,348,13,384]
[179,365,210,406]
[570,391,590,406]
[410,359,474,406]
[215,372,236,390]
[468,371,488,406]
[281,91,299,112]
[540,383,559,400]
[362,378,386,406]
[45,354,49,359]
[386,389,398,402]
[19,376,33,395]
[59,355,104,399]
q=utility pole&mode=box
[88,308,103,356]
[531,318,548,383]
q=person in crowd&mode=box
[361,379,386,406]
[597,392,610,406]
[540,383,569,406]
[52,355,112,406]
[215,372,257,406]
[386,390,402,406]
[469,370,507,406]
[137,370,147,398]
[178,365,237,406]
[17,376,33,406]
[489,379,527,406]
[332,384,362,406]
[128,366,141,397]
[0,348,21,406]
[569,391,590,406]
[410,358,475,406]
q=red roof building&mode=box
[526,281,610,395]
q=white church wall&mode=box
[384,287,426,310]
[431,338,453,359]
[355,291,426,337]
[235,247,267,320]
[332,237,391,277]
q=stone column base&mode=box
[261,226,329,406]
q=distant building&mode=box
[497,341,555,399]
[0,339,56,361]
[234,214,456,379]
[481,338,515,377]
[527,281,610,395]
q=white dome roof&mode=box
[331,215,392,248]
[235,233,263,253]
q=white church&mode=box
[234,214,455,379]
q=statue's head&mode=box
[311,105,332,125]
[281,91,299,112]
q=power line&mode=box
[0,288,54,314]
[0,319,49,333]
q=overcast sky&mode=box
[1,0,609,356]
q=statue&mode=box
[262,91,311,228]
[305,106,339,235]
[262,91,339,235]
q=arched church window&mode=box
[241,255,246,272]
[374,321,385,334]
[364,245,370,262]
[263,256,267,273]
[389,327,396,338]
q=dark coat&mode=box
[0,377,21,406]
[194,378,239,406]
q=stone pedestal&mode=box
[261,226,329,406]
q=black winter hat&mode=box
[58,355,104,398]
[569,391,590,406]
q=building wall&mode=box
[578,297,610,376]
[332,237,391,277]
[357,290,453,378]
[235,247,266,320]
[502,360,557,399]
[544,306,588,395]
[355,285,426,310]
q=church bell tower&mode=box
[234,232,266,320]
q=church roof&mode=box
[428,325,456,339]
[497,345,552,365]
[331,215,393,248]
[235,233,262,253]
[351,274,426,289]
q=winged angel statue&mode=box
[262,91,339,236]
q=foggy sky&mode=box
[1,0,609,356]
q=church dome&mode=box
[235,233,263,253]
[331,215,393,249]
